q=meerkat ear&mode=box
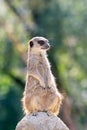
[29,41,34,48]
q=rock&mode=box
[15,112,69,130]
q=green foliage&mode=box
[0,0,87,130]
[0,85,23,130]
[0,69,23,130]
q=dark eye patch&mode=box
[38,40,45,46]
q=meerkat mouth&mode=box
[41,47,50,50]
[41,45,50,50]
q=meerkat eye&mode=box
[38,40,45,46]
[29,41,34,48]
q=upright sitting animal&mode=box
[22,36,63,116]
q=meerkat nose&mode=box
[46,44,50,49]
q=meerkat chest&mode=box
[38,56,50,77]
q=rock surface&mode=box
[16,112,69,130]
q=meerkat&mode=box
[22,36,63,116]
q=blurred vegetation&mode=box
[0,0,87,130]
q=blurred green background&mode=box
[0,0,87,130]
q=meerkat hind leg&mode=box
[42,109,52,116]
[32,111,38,116]
[46,111,52,116]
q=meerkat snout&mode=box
[40,40,50,50]
[29,36,50,52]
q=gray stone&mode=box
[16,112,69,130]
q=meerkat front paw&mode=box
[47,85,51,88]
[40,81,45,88]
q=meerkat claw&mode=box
[32,111,38,116]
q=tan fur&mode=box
[22,37,62,116]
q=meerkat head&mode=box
[29,36,50,54]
